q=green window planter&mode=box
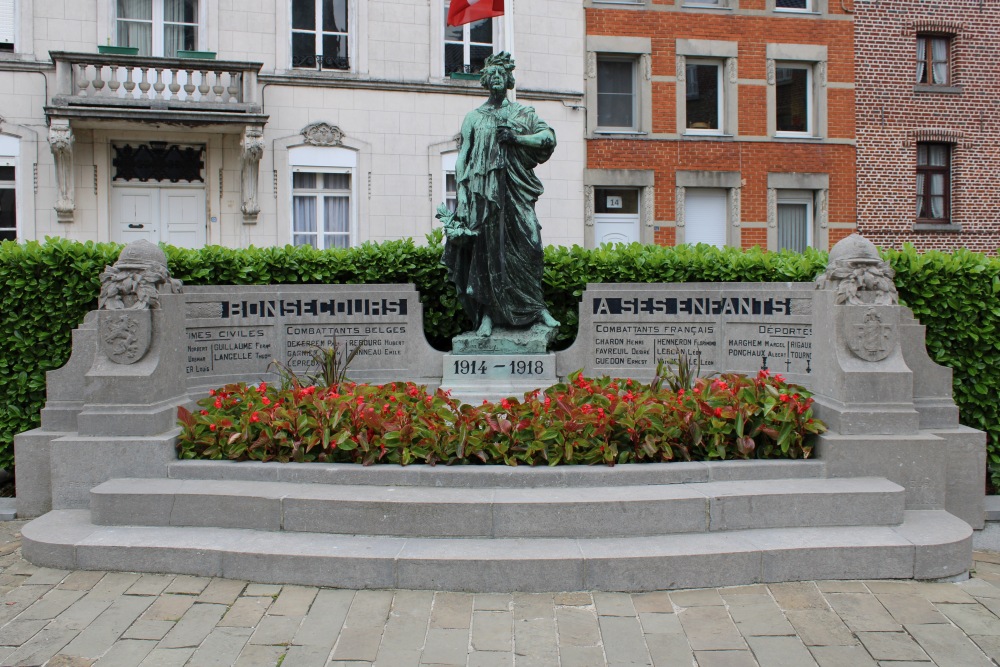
[448,71,481,81]
[177,50,217,60]
[97,45,140,55]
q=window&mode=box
[775,63,812,135]
[597,57,637,130]
[0,166,13,241]
[442,151,458,215]
[776,191,813,252]
[917,35,949,86]
[684,188,728,248]
[685,60,722,134]
[775,0,810,10]
[443,8,496,76]
[116,0,199,58]
[293,172,352,248]
[292,0,349,70]
[916,143,950,222]
[0,0,13,51]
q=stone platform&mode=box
[20,459,973,593]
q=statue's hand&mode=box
[497,125,518,145]
[437,204,477,241]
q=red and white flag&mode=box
[447,0,504,27]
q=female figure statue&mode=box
[438,52,560,338]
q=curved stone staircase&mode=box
[21,460,972,592]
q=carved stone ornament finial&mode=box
[98,239,183,311]
[301,122,345,147]
[816,233,898,306]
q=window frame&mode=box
[442,151,458,216]
[774,62,814,138]
[916,34,950,87]
[291,167,354,249]
[683,58,724,136]
[0,0,14,52]
[776,190,814,252]
[774,0,812,13]
[442,7,500,77]
[915,142,951,225]
[0,163,15,242]
[291,0,351,71]
[115,0,202,57]
[595,55,639,132]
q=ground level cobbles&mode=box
[2,521,1000,666]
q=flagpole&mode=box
[505,0,515,101]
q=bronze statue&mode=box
[438,52,560,338]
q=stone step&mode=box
[90,476,905,538]
[21,509,972,592]
[167,459,827,488]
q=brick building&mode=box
[855,1,1000,252]
[583,0,856,251]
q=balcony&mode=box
[46,51,267,128]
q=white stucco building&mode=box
[0,0,585,249]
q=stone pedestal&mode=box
[441,353,557,405]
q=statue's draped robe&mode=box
[443,99,556,328]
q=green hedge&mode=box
[2,238,999,483]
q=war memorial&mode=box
[12,54,985,592]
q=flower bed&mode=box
[177,370,825,466]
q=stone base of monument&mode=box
[20,459,973,592]
[451,324,558,355]
[439,353,557,404]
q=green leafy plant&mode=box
[651,349,709,393]
[269,337,366,390]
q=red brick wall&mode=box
[587,6,856,251]
[855,1,1000,253]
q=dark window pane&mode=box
[597,94,633,128]
[0,230,14,241]
[292,0,315,30]
[776,67,808,133]
[118,0,152,20]
[292,32,317,68]
[322,34,349,69]
[469,45,492,73]
[0,187,15,232]
[112,144,204,182]
[595,188,639,214]
[469,18,492,45]
[323,0,348,33]
[444,44,465,74]
[597,60,633,95]
[776,0,807,7]
[0,166,13,180]
[597,59,635,128]
[164,0,198,24]
[686,63,719,130]
[444,6,463,41]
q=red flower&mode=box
[214,398,223,409]
[208,389,216,396]
[779,394,790,402]
[250,412,260,423]
[261,397,271,406]
[200,410,208,416]
[209,423,217,431]
[714,407,723,417]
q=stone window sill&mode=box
[594,130,648,136]
[681,4,733,10]
[913,222,962,233]
[683,132,735,139]
[914,84,963,95]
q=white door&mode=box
[112,186,206,248]
[684,188,727,248]
[594,188,640,245]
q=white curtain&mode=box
[117,0,152,55]
[323,195,350,248]
[293,196,317,247]
[931,39,948,84]
[163,0,197,57]
[916,173,924,215]
[916,38,926,83]
[930,174,945,218]
[777,203,808,252]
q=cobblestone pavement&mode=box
[4,522,1000,666]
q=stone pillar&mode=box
[240,125,264,224]
[48,119,75,223]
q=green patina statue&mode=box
[438,52,560,339]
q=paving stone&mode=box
[0,618,48,645]
[126,575,175,597]
[817,581,868,593]
[784,610,857,647]
[557,645,606,666]
[94,639,158,666]
[598,615,652,664]
[936,602,1000,635]
[330,591,395,661]
[471,610,512,652]
[513,614,558,662]
[692,649,759,666]
[824,594,901,632]
[474,594,510,612]
[157,603,228,649]
[233,643,286,666]
[645,633,693,666]
[467,650,513,666]
[430,592,474,629]
[283,644,333,667]
[19,588,86,620]
[768,582,828,611]
[46,655,95,667]
[906,622,995,667]
[555,606,601,646]
[58,571,106,591]
[970,634,1000,662]
[554,592,592,607]
[247,615,302,646]
[185,626,253,667]
[122,620,175,641]
[808,645,878,667]
[874,662,933,667]
[857,631,930,661]
[638,611,682,635]
[268,585,318,616]
[874,594,949,625]
[593,592,637,617]
[420,627,469,665]
[60,594,155,658]
[163,575,211,596]
[511,593,555,621]
[293,589,355,648]
[196,579,246,605]
[677,606,745,651]
[136,647,196,666]
[959,578,1000,599]
[0,584,52,624]
[722,594,772,608]
[140,595,196,622]
[49,592,116,631]
[89,573,141,599]
[218,597,273,628]
[915,583,977,603]
[729,602,795,637]
[631,591,673,613]
[380,590,433,651]
[670,589,726,607]
[746,635,816,666]
[243,584,282,597]
[372,647,421,666]
[1,627,78,666]
[864,581,920,595]
[23,567,70,585]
